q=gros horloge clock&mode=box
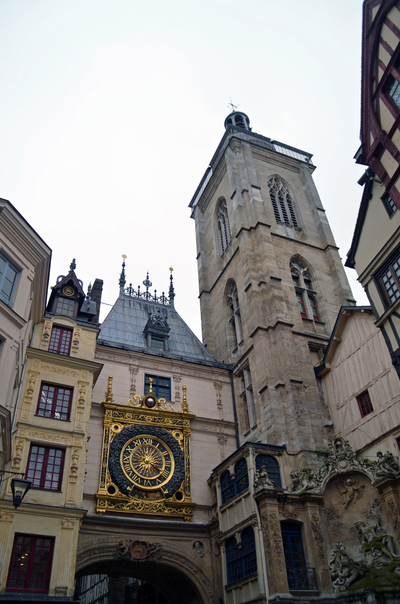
[96,377,194,521]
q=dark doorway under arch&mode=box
[75,558,203,604]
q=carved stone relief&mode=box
[173,374,181,403]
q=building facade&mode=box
[346,0,400,375]
[0,199,51,472]
[1,108,400,604]
[0,262,102,602]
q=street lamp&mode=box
[0,470,31,509]
[11,477,31,509]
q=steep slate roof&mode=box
[98,292,227,368]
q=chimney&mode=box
[91,278,103,323]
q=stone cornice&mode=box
[0,299,26,328]
[26,347,103,381]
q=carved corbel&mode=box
[71,328,81,356]
[40,320,53,350]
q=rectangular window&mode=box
[26,445,65,491]
[6,534,54,593]
[36,383,73,421]
[382,193,398,217]
[386,75,400,110]
[0,252,19,305]
[48,326,73,356]
[375,249,400,308]
[150,337,165,351]
[357,390,374,418]
[144,374,171,400]
[54,297,75,317]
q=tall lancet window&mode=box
[291,260,319,321]
[227,281,243,346]
[217,198,231,254]
[268,177,298,227]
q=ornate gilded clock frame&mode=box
[96,377,195,522]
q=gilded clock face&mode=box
[62,286,74,297]
[121,434,175,490]
[108,425,185,498]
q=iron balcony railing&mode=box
[286,567,317,591]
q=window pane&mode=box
[55,297,75,317]
[48,327,73,356]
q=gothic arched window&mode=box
[268,177,298,227]
[217,199,231,254]
[227,281,243,346]
[291,260,319,321]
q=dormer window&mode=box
[54,297,75,317]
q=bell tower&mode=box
[189,112,355,450]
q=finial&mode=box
[70,259,76,271]
[87,282,92,299]
[143,272,152,292]
[105,376,114,403]
[119,255,126,293]
[149,377,153,394]
[182,385,188,413]
[227,98,239,112]
[169,267,175,307]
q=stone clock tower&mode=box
[189,111,355,451]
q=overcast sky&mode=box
[1,0,366,338]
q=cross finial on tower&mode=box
[228,98,239,112]
[70,258,76,271]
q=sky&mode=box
[1,0,367,339]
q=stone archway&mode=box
[75,538,215,604]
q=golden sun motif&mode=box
[131,446,164,479]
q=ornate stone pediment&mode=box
[290,438,400,494]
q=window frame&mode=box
[268,177,299,228]
[375,247,400,309]
[6,534,55,594]
[356,390,374,418]
[221,458,249,504]
[36,383,73,421]
[226,526,257,585]
[48,325,73,356]
[382,192,398,218]
[227,281,243,347]
[150,337,165,351]
[385,74,400,111]
[281,522,309,591]
[217,198,232,255]
[291,262,320,321]
[239,369,255,431]
[25,444,65,491]
[0,252,19,306]
[144,374,171,400]
[53,296,77,318]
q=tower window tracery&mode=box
[240,368,255,431]
[217,199,231,254]
[268,177,298,227]
[291,261,319,321]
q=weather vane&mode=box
[228,98,239,112]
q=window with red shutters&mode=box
[36,383,73,421]
[357,390,374,418]
[6,534,54,593]
[26,445,65,491]
[48,326,72,356]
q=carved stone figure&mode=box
[115,539,163,562]
[329,541,367,592]
[355,511,400,566]
[255,465,279,490]
[337,478,365,508]
[291,467,318,493]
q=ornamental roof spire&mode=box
[119,255,127,293]
[169,267,175,308]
